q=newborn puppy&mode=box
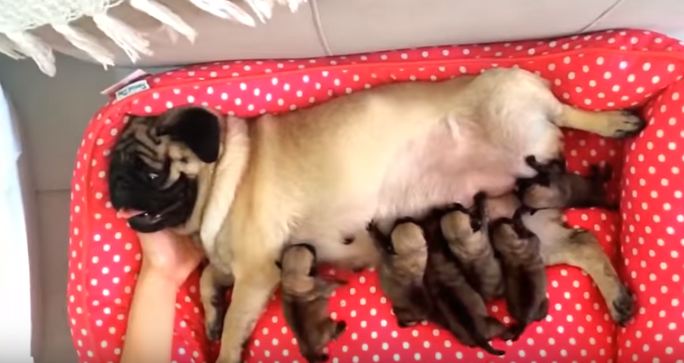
[490,209,548,340]
[370,216,508,355]
[367,219,431,327]
[421,210,509,356]
[440,194,504,300]
[519,156,612,209]
[278,244,346,362]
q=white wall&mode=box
[0,54,132,363]
[0,84,33,363]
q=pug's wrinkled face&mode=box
[108,107,221,232]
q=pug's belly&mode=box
[290,124,527,259]
[290,167,516,265]
[374,142,520,223]
[290,159,516,247]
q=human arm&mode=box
[119,217,204,363]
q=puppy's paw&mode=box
[333,321,347,339]
[600,111,645,138]
[397,319,418,328]
[533,298,549,322]
[397,320,414,328]
[497,327,516,341]
[483,316,509,340]
[505,323,526,342]
[611,285,636,326]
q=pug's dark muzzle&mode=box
[107,107,221,233]
[127,199,189,233]
[110,170,198,233]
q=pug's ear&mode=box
[158,107,221,163]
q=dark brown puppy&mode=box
[518,156,612,209]
[370,215,508,355]
[489,209,548,340]
[278,244,346,363]
[367,219,431,327]
[421,209,509,356]
[441,195,504,300]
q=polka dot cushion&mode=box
[67,29,684,363]
[618,82,684,363]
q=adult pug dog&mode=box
[109,68,640,362]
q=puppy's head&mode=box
[108,107,222,232]
[440,209,476,241]
[441,195,487,244]
[490,219,525,251]
[519,163,612,209]
[519,181,563,209]
[390,221,427,255]
[279,244,317,296]
[490,209,537,253]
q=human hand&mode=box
[118,210,205,287]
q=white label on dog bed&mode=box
[101,69,149,95]
[114,80,150,100]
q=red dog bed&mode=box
[67,29,684,363]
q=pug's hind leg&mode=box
[200,264,234,341]
[554,105,645,138]
[541,229,635,326]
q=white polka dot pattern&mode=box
[66,29,684,363]
[617,82,684,363]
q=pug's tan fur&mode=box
[151,68,639,362]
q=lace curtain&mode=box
[0,0,307,76]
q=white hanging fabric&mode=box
[187,0,256,26]
[52,23,116,68]
[0,34,25,60]
[5,31,56,76]
[244,0,275,23]
[129,0,197,42]
[92,11,153,63]
[0,0,308,76]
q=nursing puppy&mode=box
[421,209,509,356]
[518,156,613,209]
[278,244,346,362]
[440,195,503,300]
[108,68,641,362]
[370,215,508,355]
[367,219,430,327]
[490,209,548,340]
[485,158,633,331]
